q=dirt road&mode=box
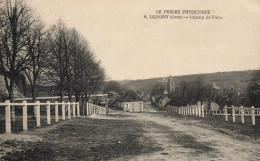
[106,109,260,160]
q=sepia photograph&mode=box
[0,0,260,160]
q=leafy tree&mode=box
[169,77,214,107]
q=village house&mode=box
[108,91,120,107]
[116,90,144,112]
[150,75,175,109]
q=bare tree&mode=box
[82,60,105,102]
[0,0,34,121]
[46,20,105,106]
[24,21,49,103]
[46,20,70,102]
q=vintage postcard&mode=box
[0,0,259,160]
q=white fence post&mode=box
[232,106,235,123]
[198,105,201,117]
[224,106,228,122]
[82,101,85,115]
[86,102,89,116]
[5,100,11,133]
[62,101,65,120]
[55,101,59,122]
[251,106,255,125]
[22,100,28,131]
[47,101,51,125]
[36,101,41,127]
[77,102,80,117]
[68,102,71,119]
[201,105,204,117]
[73,102,76,118]
[241,106,244,124]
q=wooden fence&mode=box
[166,105,205,117]
[0,100,80,133]
[86,102,107,115]
[166,105,260,126]
[223,106,260,125]
[0,100,107,133]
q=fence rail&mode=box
[166,105,205,117]
[0,100,80,133]
[86,102,107,115]
[0,100,107,134]
[166,105,260,126]
[223,106,260,125]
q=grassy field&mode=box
[1,116,162,161]
[0,115,61,134]
[162,112,260,139]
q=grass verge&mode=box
[1,117,162,161]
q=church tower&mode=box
[167,75,174,94]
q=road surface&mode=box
[107,104,260,161]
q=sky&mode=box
[29,0,260,80]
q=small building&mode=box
[203,101,220,110]
[116,91,144,112]
[158,96,170,110]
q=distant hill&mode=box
[119,70,259,94]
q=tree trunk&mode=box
[81,95,85,115]
[32,83,37,102]
[68,88,72,102]
[60,86,64,102]
[32,83,37,119]
[75,91,80,102]
[9,80,15,122]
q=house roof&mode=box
[118,90,142,102]
[163,89,169,95]
[108,96,119,106]
[109,91,118,95]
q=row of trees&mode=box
[168,72,260,108]
[0,0,105,118]
[168,78,214,107]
